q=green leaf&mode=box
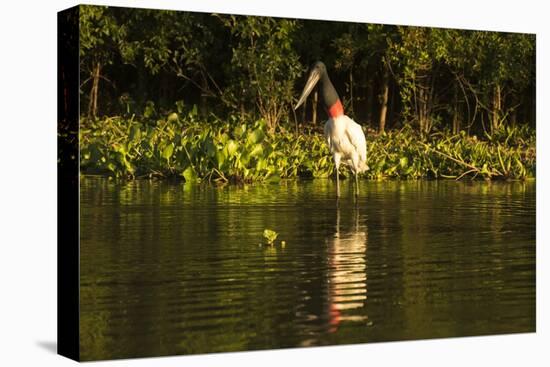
[233,125,246,139]
[263,229,278,244]
[182,166,197,182]
[249,143,263,158]
[226,140,238,156]
[162,143,174,160]
[256,158,267,171]
[167,112,179,123]
[247,128,265,145]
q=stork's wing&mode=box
[344,117,367,157]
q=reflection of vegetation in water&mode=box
[79,279,115,359]
[80,115,535,182]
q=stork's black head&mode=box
[310,61,327,77]
[294,61,342,118]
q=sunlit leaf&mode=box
[162,143,174,160]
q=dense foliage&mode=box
[79,5,535,135]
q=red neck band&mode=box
[327,99,344,118]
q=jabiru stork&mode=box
[294,61,368,198]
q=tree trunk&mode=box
[389,79,395,129]
[240,102,245,122]
[88,62,101,118]
[312,90,318,126]
[417,75,432,135]
[379,66,389,133]
[452,83,460,134]
[491,83,502,133]
[418,86,426,134]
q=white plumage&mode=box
[324,115,368,197]
[324,115,368,175]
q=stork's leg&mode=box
[336,167,340,198]
[334,154,341,198]
[351,154,360,198]
[355,171,359,198]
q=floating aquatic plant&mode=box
[263,229,278,245]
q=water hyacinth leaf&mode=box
[182,166,197,182]
[249,144,263,158]
[247,128,265,145]
[162,143,174,160]
[256,158,267,171]
[240,153,251,166]
[226,140,238,156]
[219,132,229,145]
[233,124,246,139]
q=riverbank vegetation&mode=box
[76,5,535,182]
[80,114,535,181]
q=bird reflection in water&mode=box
[326,205,368,333]
[299,204,369,347]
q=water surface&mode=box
[80,178,535,360]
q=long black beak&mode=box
[294,68,321,110]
